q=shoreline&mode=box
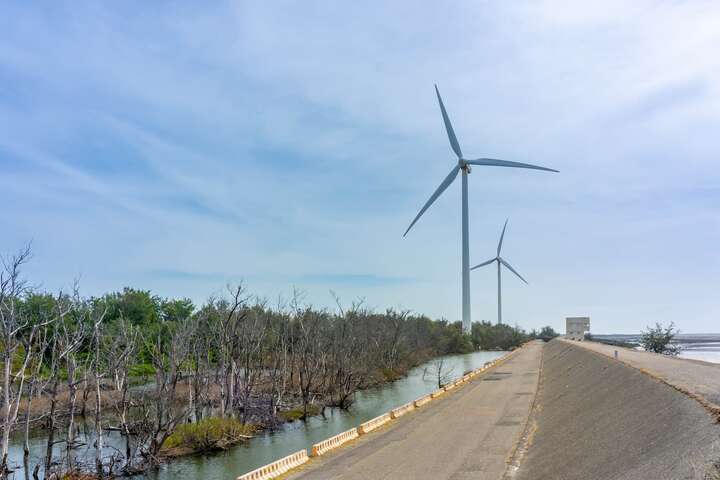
[5,348,509,478]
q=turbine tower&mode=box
[471,219,528,325]
[403,85,557,334]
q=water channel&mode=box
[7,350,505,480]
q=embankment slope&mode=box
[515,340,720,480]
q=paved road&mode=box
[288,342,543,480]
[563,338,720,406]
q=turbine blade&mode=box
[466,158,559,173]
[497,218,509,256]
[434,85,462,158]
[403,165,460,237]
[500,258,528,284]
[470,258,496,270]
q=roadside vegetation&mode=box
[640,322,680,355]
[529,326,560,342]
[0,245,550,478]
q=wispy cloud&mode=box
[294,274,418,288]
[147,269,234,282]
[1,1,719,332]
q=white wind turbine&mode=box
[403,85,557,334]
[471,219,527,325]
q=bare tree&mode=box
[325,295,367,409]
[0,251,486,479]
[1,246,33,477]
[43,292,80,477]
[267,299,291,417]
[212,286,247,418]
[90,305,107,478]
[425,357,454,389]
[140,314,193,464]
[188,312,212,423]
[22,323,51,470]
[292,300,328,419]
[235,301,268,423]
[106,317,137,472]
[61,288,87,472]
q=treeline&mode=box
[1,246,552,479]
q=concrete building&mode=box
[566,317,590,341]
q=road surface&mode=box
[287,341,543,480]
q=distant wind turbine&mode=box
[403,85,557,334]
[471,219,527,325]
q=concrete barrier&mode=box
[237,449,309,480]
[311,428,359,457]
[431,388,446,398]
[358,413,391,434]
[414,394,431,407]
[390,401,415,419]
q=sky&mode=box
[1,1,719,334]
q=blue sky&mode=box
[1,1,719,333]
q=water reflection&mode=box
[145,350,504,480]
[6,350,504,480]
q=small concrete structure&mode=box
[565,317,590,341]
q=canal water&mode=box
[147,350,504,479]
[6,350,504,480]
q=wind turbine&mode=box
[471,219,527,325]
[403,85,557,334]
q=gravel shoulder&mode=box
[287,341,543,480]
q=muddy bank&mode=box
[515,340,720,480]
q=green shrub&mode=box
[279,404,321,421]
[471,322,528,350]
[640,322,680,356]
[129,363,155,377]
[162,417,256,452]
